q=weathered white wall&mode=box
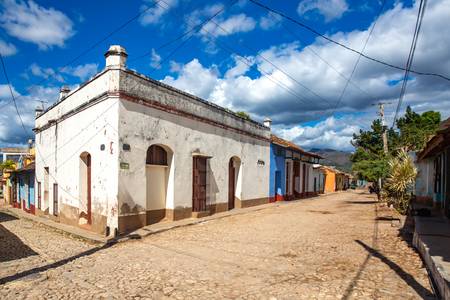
[117,99,270,213]
[35,68,121,233]
[415,158,433,198]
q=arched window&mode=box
[146,145,167,165]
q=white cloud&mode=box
[29,63,64,82]
[157,0,450,150]
[0,84,59,145]
[224,55,253,78]
[60,63,98,81]
[276,115,365,151]
[150,49,161,69]
[297,0,349,22]
[0,39,17,56]
[259,12,282,30]
[139,0,178,26]
[162,59,219,99]
[0,0,74,50]
[202,13,256,37]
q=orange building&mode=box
[321,166,337,193]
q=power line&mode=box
[198,8,333,105]
[392,0,427,127]
[130,0,237,64]
[249,0,450,82]
[0,51,28,134]
[5,0,165,106]
[279,20,373,101]
[151,0,321,107]
[329,0,387,117]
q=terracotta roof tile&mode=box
[270,134,323,159]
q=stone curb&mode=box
[1,207,109,245]
[413,216,450,299]
[116,192,341,243]
[1,192,343,246]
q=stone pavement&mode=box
[2,206,109,244]
[0,191,435,299]
[413,212,450,299]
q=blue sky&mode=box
[0,0,449,151]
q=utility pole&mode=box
[372,102,391,155]
[372,102,391,194]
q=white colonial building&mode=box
[34,45,270,235]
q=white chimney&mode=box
[104,45,128,69]
[35,106,43,117]
[59,86,70,100]
[264,117,272,128]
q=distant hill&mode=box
[309,148,353,173]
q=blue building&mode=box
[269,135,322,202]
[11,162,35,214]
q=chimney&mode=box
[263,117,272,128]
[35,106,43,117]
[104,45,128,69]
[59,86,70,100]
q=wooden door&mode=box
[87,154,92,224]
[193,157,207,212]
[228,159,235,210]
[293,161,300,196]
[285,162,290,197]
[302,164,306,196]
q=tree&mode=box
[0,160,16,171]
[383,149,417,214]
[235,111,251,120]
[396,106,440,152]
[350,119,396,182]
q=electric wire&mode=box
[5,0,164,106]
[129,0,238,63]
[329,0,387,117]
[392,0,427,127]
[0,51,28,134]
[150,0,317,106]
[249,0,450,82]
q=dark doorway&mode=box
[193,157,207,212]
[293,161,300,197]
[228,159,235,210]
[274,171,281,202]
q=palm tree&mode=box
[383,149,417,214]
[0,160,16,171]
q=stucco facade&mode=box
[269,135,321,201]
[34,46,270,235]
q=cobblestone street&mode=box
[0,191,434,299]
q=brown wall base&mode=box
[236,197,270,208]
[54,203,107,235]
[118,197,270,234]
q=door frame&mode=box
[228,159,235,210]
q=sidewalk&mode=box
[413,212,450,299]
[1,192,338,245]
[1,206,110,244]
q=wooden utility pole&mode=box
[372,102,391,155]
[372,102,391,193]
